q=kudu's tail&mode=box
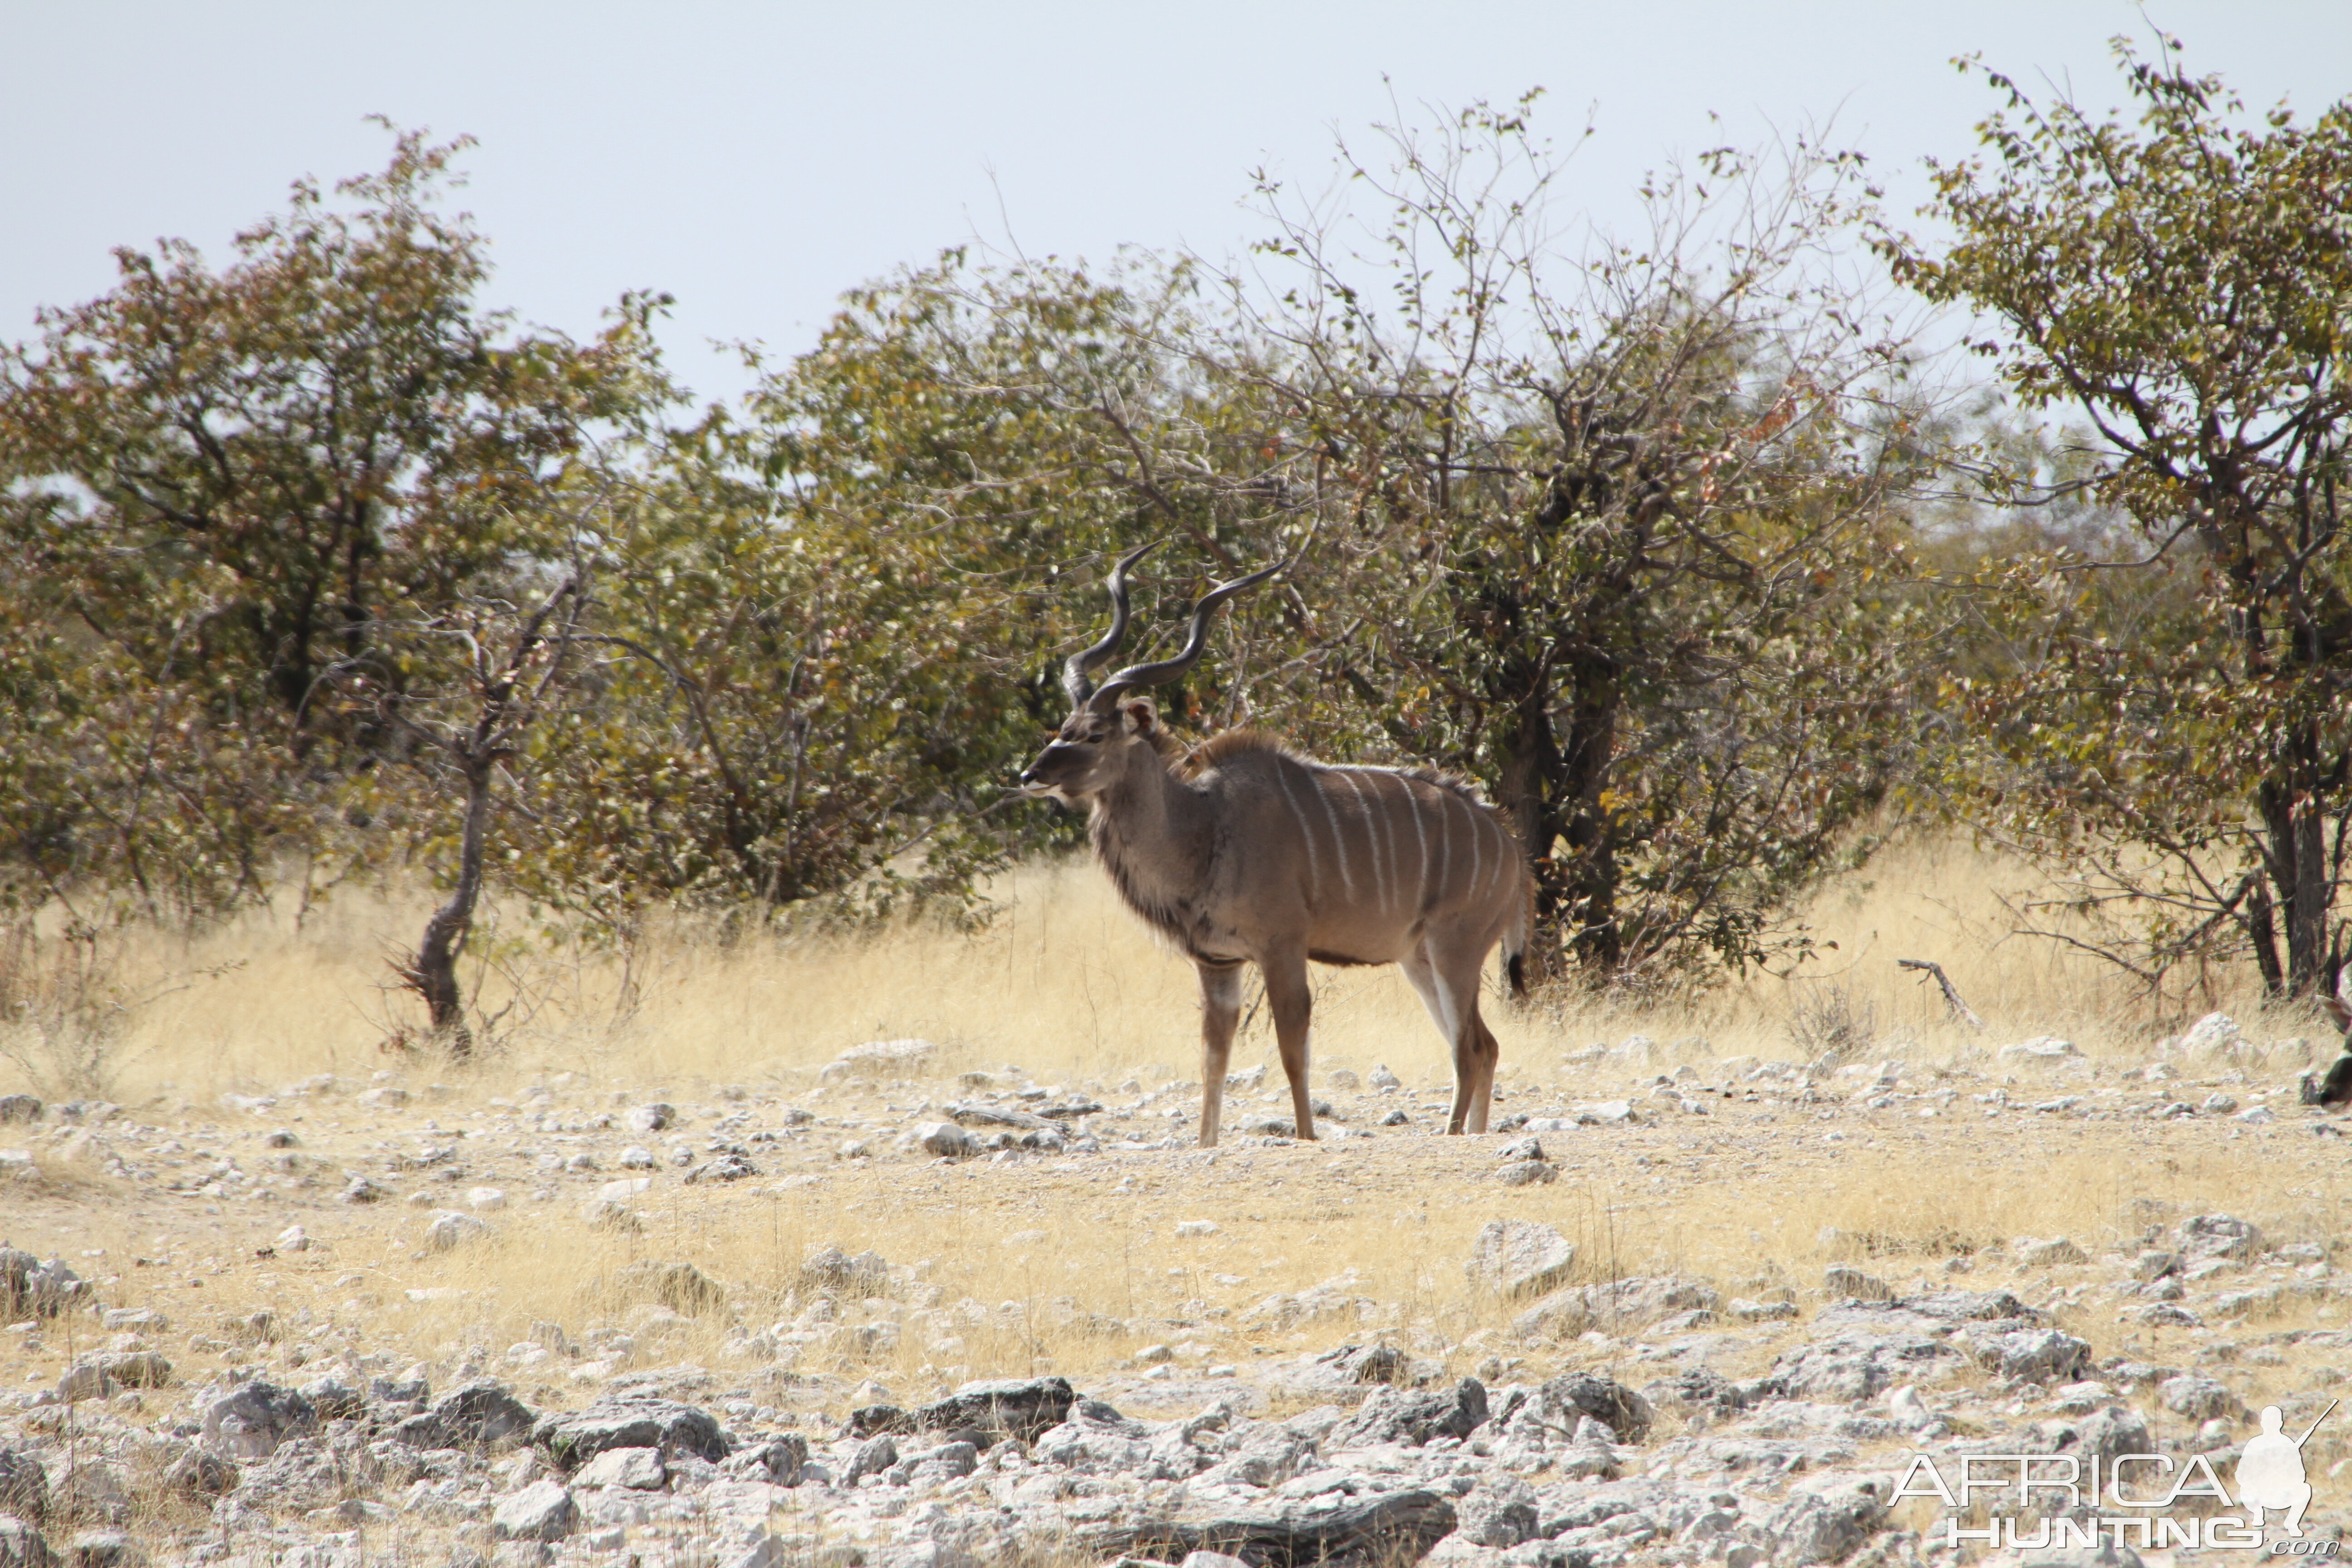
[1504,868,1536,1002]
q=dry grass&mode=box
[5,831,2350,1468]
[0,828,2324,1109]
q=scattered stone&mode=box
[490,1479,575,1543]
[201,1381,317,1459]
[2174,1011,2244,1060]
[573,1446,666,1490]
[426,1210,493,1251]
[0,1515,51,1568]
[1368,1065,1402,1090]
[469,1186,508,1210]
[2177,1213,2263,1262]
[1763,1475,1890,1566]
[0,1097,38,1124]
[683,1153,758,1183]
[0,1253,85,1318]
[1175,1220,1220,1238]
[819,1038,939,1082]
[1496,1159,1558,1187]
[2018,1236,2089,1267]
[802,1245,889,1294]
[913,1376,1076,1444]
[844,1435,898,1485]
[533,1396,729,1467]
[2159,1374,2248,1422]
[1968,1325,2092,1384]
[340,1176,389,1204]
[607,1259,724,1315]
[1823,1264,1895,1301]
[1997,1036,2081,1063]
[162,1449,235,1499]
[1115,1487,1458,1568]
[624,1103,674,1133]
[731,1435,807,1486]
[1330,1378,1488,1446]
[1511,1371,1654,1443]
[0,1449,48,1522]
[298,1376,363,1420]
[1380,1108,1409,1126]
[355,1086,409,1110]
[429,1381,539,1447]
[914,1122,977,1159]
[1467,1220,1576,1298]
[1512,1274,1721,1340]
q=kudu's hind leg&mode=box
[1196,961,1243,1148]
[1416,936,1501,1134]
[1262,949,1318,1140]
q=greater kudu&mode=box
[1019,545,1534,1146]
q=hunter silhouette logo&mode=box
[1894,1396,2341,1553]
[2239,1400,2334,1538]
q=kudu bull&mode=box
[1019,546,1534,1146]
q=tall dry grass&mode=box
[0,829,2319,1106]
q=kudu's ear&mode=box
[1119,697,1159,735]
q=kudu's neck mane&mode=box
[1085,730,1226,951]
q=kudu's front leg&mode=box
[1263,948,1317,1140]
[1196,961,1243,1148]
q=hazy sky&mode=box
[5,3,2345,402]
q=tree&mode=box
[1884,39,2352,1000]
[0,130,673,930]
[1039,101,1937,987]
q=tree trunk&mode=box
[1494,659,1568,986]
[2259,721,2334,997]
[1554,659,1623,975]
[408,754,491,1057]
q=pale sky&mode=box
[5,2,2345,403]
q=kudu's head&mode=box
[1019,543,1279,804]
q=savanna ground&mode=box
[5,833,2351,1560]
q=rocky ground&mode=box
[2,1010,2349,1568]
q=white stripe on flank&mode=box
[1464,792,1485,902]
[1432,784,1452,907]
[1401,778,1431,915]
[1273,760,1322,892]
[1369,774,1407,915]
[1336,771,1387,913]
[1482,808,1514,902]
[1309,770,1356,896]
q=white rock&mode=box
[1467,1220,1576,1297]
[618,1147,657,1170]
[818,1038,939,1082]
[624,1103,674,1133]
[2016,1236,2087,1268]
[1175,1220,1220,1237]
[913,1122,975,1158]
[572,1446,666,1490]
[467,1187,507,1211]
[425,1210,493,1252]
[491,1478,575,1541]
[2177,1011,2243,1059]
[598,1177,652,1201]
[1997,1037,2081,1063]
[274,1225,309,1253]
[1368,1064,1402,1090]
